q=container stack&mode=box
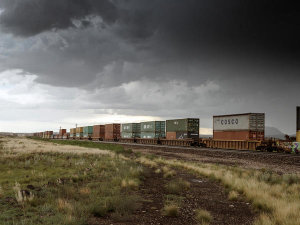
[166,118,200,140]
[121,123,141,138]
[92,125,105,140]
[105,124,121,140]
[83,126,93,139]
[59,129,66,138]
[76,127,83,139]
[213,113,265,141]
[297,107,300,142]
[140,121,165,139]
[70,128,76,139]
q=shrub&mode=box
[165,178,190,195]
[195,209,212,224]
[162,204,179,217]
[228,190,239,201]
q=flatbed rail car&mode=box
[201,139,261,151]
[119,138,195,147]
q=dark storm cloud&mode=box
[0,0,118,36]
[0,0,299,134]
[1,0,299,55]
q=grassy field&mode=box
[1,137,300,225]
[0,138,144,225]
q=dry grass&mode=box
[162,204,179,217]
[0,137,114,157]
[165,178,190,195]
[79,187,91,195]
[162,166,176,178]
[146,157,300,225]
[57,198,73,213]
[195,209,212,225]
[136,156,158,168]
[121,178,139,190]
[228,190,239,201]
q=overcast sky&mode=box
[0,0,299,134]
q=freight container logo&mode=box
[220,119,239,125]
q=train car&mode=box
[105,124,121,141]
[83,126,93,140]
[121,123,141,138]
[92,125,105,140]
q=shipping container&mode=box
[213,113,265,131]
[166,118,199,140]
[122,123,141,133]
[76,127,83,133]
[121,133,140,138]
[140,132,166,139]
[83,126,93,138]
[141,121,165,133]
[59,129,66,136]
[166,131,199,140]
[166,118,199,133]
[297,131,300,143]
[105,124,121,140]
[213,113,265,141]
[213,130,264,141]
[92,125,105,140]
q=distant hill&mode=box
[265,126,286,139]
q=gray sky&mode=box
[0,0,299,134]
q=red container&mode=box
[213,130,264,141]
[92,125,105,140]
[59,129,66,136]
[166,131,198,140]
[166,132,177,140]
[105,124,121,140]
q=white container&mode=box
[213,113,265,131]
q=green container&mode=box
[121,132,141,138]
[141,121,165,133]
[141,132,165,139]
[83,126,93,135]
[122,123,141,133]
[166,118,199,133]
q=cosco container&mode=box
[83,126,93,138]
[92,125,105,140]
[213,113,265,131]
[213,113,265,141]
[213,130,264,141]
[105,124,121,140]
[166,118,199,133]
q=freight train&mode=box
[32,110,300,153]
